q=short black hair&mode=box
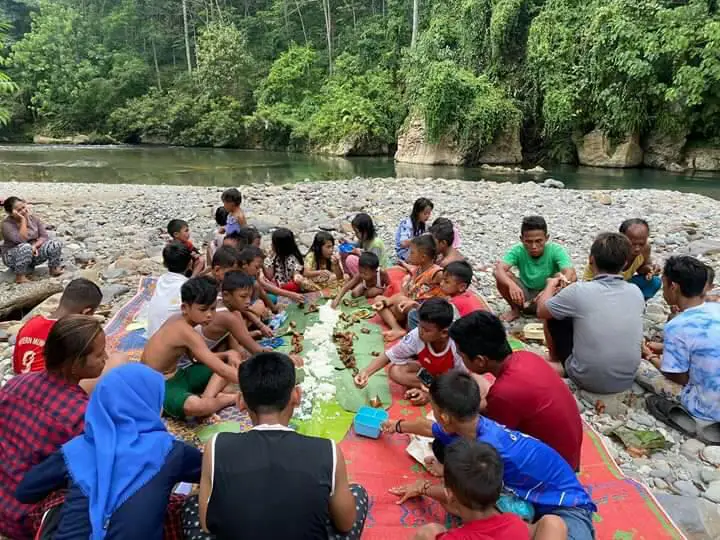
[707,265,716,287]
[411,234,437,260]
[444,439,504,510]
[163,241,192,274]
[619,218,650,235]
[240,226,262,245]
[239,352,296,414]
[664,256,708,298]
[215,207,228,226]
[429,371,480,420]
[590,232,631,274]
[224,231,245,248]
[181,276,218,306]
[221,188,242,206]
[59,278,103,312]
[429,220,455,246]
[212,245,239,269]
[358,251,380,271]
[3,196,22,214]
[238,246,265,266]
[418,298,454,329]
[444,261,473,286]
[222,270,255,292]
[521,216,547,235]
[167,219,188,237]
[449,311,512,362]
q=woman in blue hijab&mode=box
[16,363,203,540]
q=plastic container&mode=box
[353,406,389,439]
[339,242,355,254]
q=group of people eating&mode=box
[0,188,718,540]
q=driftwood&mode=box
[0,281,63,319]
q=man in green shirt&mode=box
[495,216,576,322]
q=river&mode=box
[2,144,720,199]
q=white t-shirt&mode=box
[386,329,465,376]
[147,272,188,337]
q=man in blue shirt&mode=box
[647,256,720,444]
[383,371,596,540]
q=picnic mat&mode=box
[105,277,685,539]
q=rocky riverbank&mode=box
[1,178,720,535]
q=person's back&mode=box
[663,298,720,421]
[207,429,334,539]
[549,276,643,393]
[147,242,192,337]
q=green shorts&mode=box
[164,363,213,419]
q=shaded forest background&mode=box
[0,0,719,164]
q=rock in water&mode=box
[541,178,565,189]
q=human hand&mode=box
[354,370,369,388]
[381,420,396,433]
[546,276,563,291]
[290,292,305,303]
[31,244,38,257]
[405,388,429,406]
[225,350,244,369]
[289,354,304,367]
[372,296,388,311]
[271,303,281,314]
[508,283,525,306]
[389,480,429,504]
[331,297,341,310]
[260,324,274,338]
[647,264,662,279]
[398,300,418,313]
[12,208,26,221]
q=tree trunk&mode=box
[293,0,308,44]
[411,0,419,48]
[151,37,162,90]
[322,0,333,75]
[182,0,192,74]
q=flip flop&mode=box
[259,337,284,349]
[522,323,545,342]
[646,395,702,440]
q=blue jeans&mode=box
[538,506,595,540]
[630,274,662,300]
[407,308,419,331]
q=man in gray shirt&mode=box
[537,232,645,393]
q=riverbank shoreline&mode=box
[1,178,720,536]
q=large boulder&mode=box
[395,115,465,165]
[683,147,720,171]
[395,114,522,166]
[575,129,643,168]
[317,136,390,157]
[643,131,687,171]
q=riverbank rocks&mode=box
[643,131,687,171]
[395,114,522,166]
[575,129,644,168]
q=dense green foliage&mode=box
[1,0,719,159]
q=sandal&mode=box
[645,395,720,445]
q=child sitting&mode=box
[442,261,487,317]
[395,197,434,262]
[264,228,305,292]
[147,241,192,338]
[207,207,229,262]
[354,299,462,405]
[221,188,246,235]
[142,276,241,419]
[304,232,343,288]
[239,245,305,305]
[222,226,261,251]
[411,439,567,540]
[495,216,576,322]
[201,271,272,355]
[168,219,205,276]
[376,234,444,342]
[13,278,102,374]
[343,213,388,275]
[429,218,465,268]
[210,246,240,285]
[385,371,596,540]
[331,252,389,309]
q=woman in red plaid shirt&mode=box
[0,315,107,539]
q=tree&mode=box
[0,21,18,125]
[411,0,419,47]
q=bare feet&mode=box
[423,456,444,477]
[15,274,30,284]
[499,308,520,322]
[383,328,407,343]
[49,267,64,277]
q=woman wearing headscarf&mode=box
[15,363,202,539]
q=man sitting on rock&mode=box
[645,256,720,444]
[537,232,644,394]
[495,216,576,322]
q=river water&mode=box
[2,144,720,199]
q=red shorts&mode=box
[280,281,301,292]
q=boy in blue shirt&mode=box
[646,256,720,443]
[384,371,596,540]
